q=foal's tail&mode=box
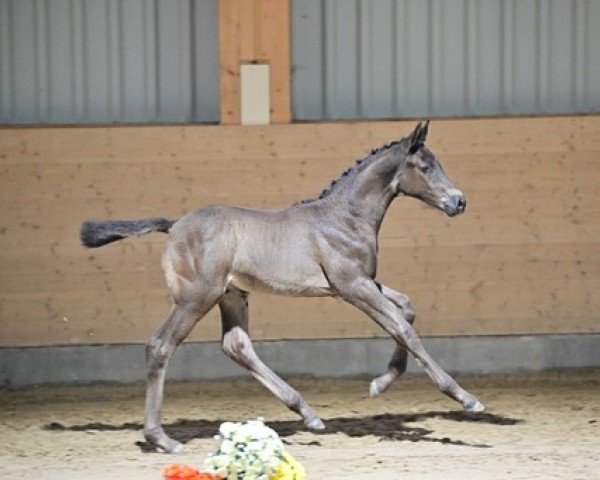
[80,217,176,248]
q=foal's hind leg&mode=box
[219,287,324,430]
[144,287,222,453]
[369,285,415,397]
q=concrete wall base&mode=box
[1,334,599,388]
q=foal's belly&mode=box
[229,225,333,296]
[227,270,333,297]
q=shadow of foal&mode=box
[45,410,522,452]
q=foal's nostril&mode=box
[444,192,466,216]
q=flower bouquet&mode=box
[162,419,306,480]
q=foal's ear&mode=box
[409,121,422,144]
[418,120,430,143]
[408,121,423,153]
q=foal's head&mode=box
[393,121,466,217]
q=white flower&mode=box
[219,421,238,438]
[203,418,287,480]
[219,439,235,453]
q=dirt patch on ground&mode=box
[1,370,599,479]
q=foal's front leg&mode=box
[336,277,484,412]
[219,287,324,429]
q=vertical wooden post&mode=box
[219,0,291,124]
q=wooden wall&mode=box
[0,116,598,347]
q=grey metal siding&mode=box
[292,0,600,120]
[0,0,219,125]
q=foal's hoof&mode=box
[369,379,383,397]
[305,417,325,430]
[464,399,485,413]
[164,441,184,454]
[369,372,395,397]
[145,432,184,454]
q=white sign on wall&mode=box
[241,63,271,125]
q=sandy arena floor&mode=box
[1,370,599,480]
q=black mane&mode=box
[297,140,403,205]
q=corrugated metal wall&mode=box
[3,0,600,124]
[292,0,600,120]
[0,0,219,124]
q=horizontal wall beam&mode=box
[1,334,599,388]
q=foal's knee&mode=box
[221,328,253,364]
[393,294,416,325]
[383,288,416,325]
[145,337,171,374]
[145,337,159,360]
[404,303,416,325]
[396,295,416,325]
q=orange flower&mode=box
[162,464,221,480]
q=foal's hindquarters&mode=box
[143,210,228,452]
[143,207,328,452]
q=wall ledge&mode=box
[1,334,599,389]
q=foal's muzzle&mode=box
[442,191,467,217]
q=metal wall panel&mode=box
[292,0,600,120]
[0,0,219,124]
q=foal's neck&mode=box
[336,151,401,233]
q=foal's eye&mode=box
[420,165,431,174]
